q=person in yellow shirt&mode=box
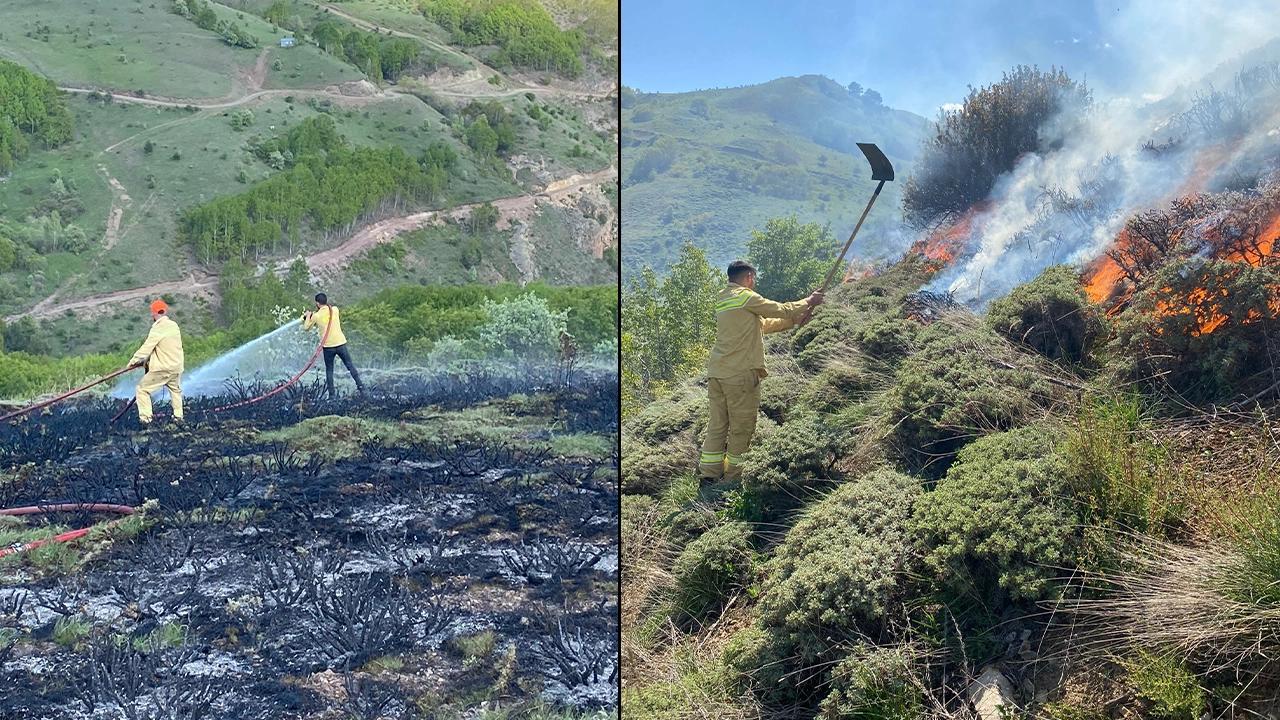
[303,292,365,398]
[130,299,185,426]
[699,261,823,482]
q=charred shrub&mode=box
[903,65,1091,228]
[987,264,1104,364]
[817,646,924,720]
[1111,258,1280,403]
[910,425,1072,605]
[671,521,754,626]
[881,317,1056,478]
[755,470,919,682]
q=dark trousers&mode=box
[323,343,364,397]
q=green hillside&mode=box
[0,0,618,398]
[621,75,928,278]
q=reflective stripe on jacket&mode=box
[303,305,347,348]
[705,283,810,379]
[131,316,184,373]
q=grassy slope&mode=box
[621,75,929,278]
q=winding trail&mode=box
[7,167,617,322]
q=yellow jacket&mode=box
[131,316,184,373]
[706,283,811,379]
[303,305,347,348]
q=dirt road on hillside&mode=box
[7,168,617,322]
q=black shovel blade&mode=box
[856,142,895,182]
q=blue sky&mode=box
[621,0,1277,117]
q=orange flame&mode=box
[910,203,986,269]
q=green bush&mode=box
[1062,395,1183,537]
[757,470,920,667]
[671,522,754,625]
[911,425,1073,604]
[740,412,845,505]
[1125,651,1205,720]
[798,358,874,415]
[627,389,704,443]
[789,302,858,371]
[986,264,1103,364]
[722,625,787,693]
[881,319,1056,478]
[817,646,923,720]
[620,435,691,496]
[758,373,802,423]
[478,293,569,360]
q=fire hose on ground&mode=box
[0,503,137,559]
[2,308,334,425]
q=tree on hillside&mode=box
[622,242,721,414]
[902,65,1091,228]
[747,216,837,302]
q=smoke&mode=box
[904,2,1280,306]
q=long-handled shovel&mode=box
[798,142,895,325]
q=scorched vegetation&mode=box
[0,368,618,719]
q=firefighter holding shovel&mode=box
[698,261,823,482]
[698,143,894,483]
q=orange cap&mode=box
[150,299,168,314]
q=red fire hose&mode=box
[3,309,333,425]
[0,364,142,424]
[0,503,137,559]
[207,307,333,414]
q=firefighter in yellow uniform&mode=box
[699,261,823,482]
[130,299,185,426]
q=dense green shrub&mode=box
[851,315,919,360]
[620,435,691,495]
[721,625,788,694]
[798,358,875,415]
[986,264,1104,364]
[818,646,923,720]
[671,522,754,625]
[789,302,857,371]
[627,388,705,442]
[881,319,1056,477]
[758,374,802,423]
[740,412,845,503]
[911,425,1073,604]
[477,292,568,359]
[1125,652,1205,720]
[757,469,920,666]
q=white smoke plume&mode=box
[911,1,1280,305]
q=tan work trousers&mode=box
[137,369,183,424]
[699,370,760,480]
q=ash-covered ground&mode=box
[0,368,618,719]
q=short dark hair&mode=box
[315,292,328,305]
[727,260,756,283]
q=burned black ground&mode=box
[0,369,619,719]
